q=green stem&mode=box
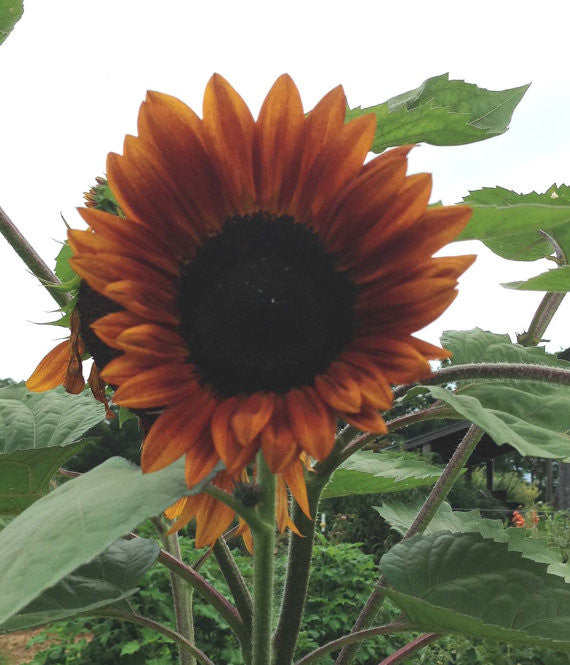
[152,518,196,665]
[273,473,328,665]
[0,204,71,308]
[95,608,214,665]
[293,622,410,665]
[335,425,483,665]
[252,453,276,665]
[213,536,253,633]
[392,362,570,399]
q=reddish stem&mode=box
[376,633,440,665]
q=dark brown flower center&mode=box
[77,281,122,372]
[178,213,356,396]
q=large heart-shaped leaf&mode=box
[413,384,570,461]
[321,451,443,499]
[346,74,528,153]
[0,537,159,632]
[0,456,222,626]
[376,499,569,580]
[381,532,570,649]
[412,330,570,460]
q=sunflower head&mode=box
[47,74,473,545]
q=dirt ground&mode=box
[0,628,92,665]
[0,628,47,664]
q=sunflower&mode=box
[32,74,474,544]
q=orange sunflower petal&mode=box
[185,444,220,488]
[138,91,228,230]
[211,397,258,475]
[340,405,387,433]
[103,280,178,324]
[282,458,311,519]
[321,145,411,249]
[141,391,216,472]
[90,311,147,349]
[293,114,376,224]
[260,396,300,473]
[285,387,336,461]
[314,363,362,413]
[231,392,275,446]
[26,340,71,391]
[255,74,305,212]
[202,73,256,210]
[107,138,202,254]
[77,208,179,274]
[112,364,198,408]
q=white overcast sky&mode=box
[1,0,569,381]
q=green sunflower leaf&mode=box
[54,242,78,286]
[0,0,23,47]
[413,384,570,461]
[0,443,86,516]
[0,538,159,632]
[0,384,105,514]
[346,74,529,153]
[503,266,570,292]
[0,383,105,452]
[321,451,443,499]
[381,532,570,649]
[0,456,222,626]
[409,329,570,460]
[375,499,570,580]
[456,185,570,262]
[440,328,570,369]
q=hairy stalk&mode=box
[336,425,483,665]
[520,228,567,347]
[273,473,329,665]
[392,362,570,399]
[385,406,458,432]
[0,204,71,308]
[95,608,215,665]
[152,518,196,665]
[402,424,483,539]
[127,530,246,640]
[293,622,410,665]
[126,530,248,646]
[252,453,276,665]
[376,633,440,665]
[213,536,253,633]
[521,292,566,346]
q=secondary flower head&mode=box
[30,74,474,542]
